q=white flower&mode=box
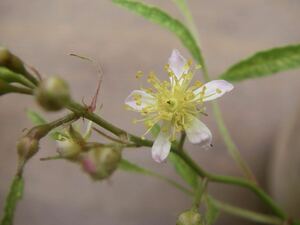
[125,49,233,163]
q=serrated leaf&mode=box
[168,152,198,189]
[221,44,300,82]
[1,176,24,225]
[112,0,203,65]
[26,109,47,125]
[205,196,220,225]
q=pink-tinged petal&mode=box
[151,129,171,163]
[81,157,97,173]
[168,49,188,79]
[185,116,212,147]
[125,90,155,111]
[194,80,234,102]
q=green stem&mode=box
[211,102,257,182]
[11,86,33,95]
[176,150,286,219]
[0,175,24,225]
[47,113,79,130]
[172,0,256,182]
[193,177,208,208]
[178,131,186,151]
[66,100,153,147]
[64,99,286,220]
[147,171,193,196]
[210,197,283,225]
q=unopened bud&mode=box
[176,209,203,225]
[0,47,27,75]
[81,145,122,180]
[35,76,70,111]
[17,125,51,164]
[17,136,39,163]
[57,139,82,160]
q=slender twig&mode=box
[193,177,208,208]
[178,131,186,151]
[210,196,283,225]
[93,127,134,145]
[64,99,286,220]
[176,150,286,219]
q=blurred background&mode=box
[0,0,300,225]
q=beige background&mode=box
[0,0,300,225]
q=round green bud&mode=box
[176,209,202,225]
[17,136,39,163]
[35,76,70,111]
[81,145,122,180]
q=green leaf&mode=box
[119,159,192,195]
[26,109,47,125]
[119,159,153,175]
[168,152,198,189]
[1,176,24,225]
[112,0,203,65]
[220,44,300,82]
[205,196,220,225]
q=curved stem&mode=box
[210,196,283,225]
[64,99,286,220]
[176,150,286,219]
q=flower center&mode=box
[131,63,206,138]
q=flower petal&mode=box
[151,128,171,163]
[185,116,212,147]
[168,49,188,79]
[125,90,155,111]
[194,80,234,102]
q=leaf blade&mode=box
[112,0,203,65]
[221,44,300,82]
[119,159,192,195]
[26,109,47,125]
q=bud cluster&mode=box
[56,125,122,181]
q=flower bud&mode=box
[17,136,39,163]
[35,76,70,111]
[176,209,203,225]
[81,145,122,180]
[57,126,85,160]
[0,47,27,75]
[57,139,82,160]
[17,125,51,164]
